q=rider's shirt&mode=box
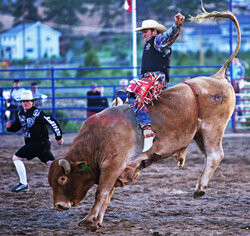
[154,23,182,53]
[139,23,182,80]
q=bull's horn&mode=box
[59,159,71,175]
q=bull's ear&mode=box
[74,161,91,173]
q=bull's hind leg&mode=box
[193,129,224,198]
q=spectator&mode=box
[97,86,109,112]
[6,80,25,121]
[120,79,128,90]
[0,88,3,121]
[118,79,129,103]
[232,57,245,121]
[86,83,101,118]
[232,57,245,92]
[31,82,44,107]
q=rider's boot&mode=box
[141,124,155,152]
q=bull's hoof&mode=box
[89,222,102,232]
[177,160,184,167]
[139,159,152,170]
[78,219,92,227]
[193,190,205,198]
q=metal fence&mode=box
[1,65,249,134]
[233,77,250,132]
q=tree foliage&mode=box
[76,48,100,79]
[0,0,12,14]
[84,49,100,67]
[0,0,233,32]
[136,0,229,24]
[84,0,124,29]
[42,0,88,26]
[10,0,41,25]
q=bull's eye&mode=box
[58,175,67,185]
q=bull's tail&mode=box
[190,2,241,78]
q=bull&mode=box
[48,9,240,231]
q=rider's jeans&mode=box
[128,97,151,125]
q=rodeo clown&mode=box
[6,90,64,192]
[127,13,185,152]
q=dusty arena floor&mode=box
[0,133,249,235]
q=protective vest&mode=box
[141,37,171,82]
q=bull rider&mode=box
[127,13,185,152]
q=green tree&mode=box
[0,0,12,15]
[84,49,100,67]
[84,0,125,33]
[42,0,88,56]
[10,0,41,25]
[42,0,87,26]
[137,0,229,23]
[83,38,93,52]
[76,49,100,79]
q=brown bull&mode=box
[48,9,240,231]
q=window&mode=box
[27,48,34,53]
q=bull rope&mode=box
[114,89,127,106]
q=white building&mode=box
[174,14,250,53]
[0,21,61,60]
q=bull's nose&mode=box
[55,202,71,211]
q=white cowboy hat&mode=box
[120,79,128,86]
[16,90,39,102]
[135,19,167,33]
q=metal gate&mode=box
[233,77,250,132]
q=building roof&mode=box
[0,21,61,36]
[1,23,33,35]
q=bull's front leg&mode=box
[79,187,115,231]
[91,187,115,230]
[78,164,125,230]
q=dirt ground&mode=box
[0,133,249,236]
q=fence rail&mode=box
[1,66,249,134]
[233,77,250,132]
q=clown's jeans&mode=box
[128,98,151,125]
